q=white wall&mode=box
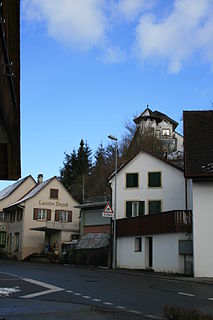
[193,182,213,277]
[110,151,191,219]
[117,233,189,273]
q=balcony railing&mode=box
[116,210,192,237]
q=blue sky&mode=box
[1,0,213,189]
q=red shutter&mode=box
[68,211,72,222]
[47,209,51,221]
[33,208,38,220]
[55,210,59,221]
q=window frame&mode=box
[148,200,162,215]
[58,210,68,222]
[148,171,162,188]
[126,200,145,218]
[125,173,139,188]
[50,188,59,199]
[134,237,142,252]
[162,129,170,137]
[38,209,47,221]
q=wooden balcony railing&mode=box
[116,210,192,237]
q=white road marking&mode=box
[129,310,142,314]
[145,315,165,319]
[103,302,114,305]
[74,292,82,296]
[20,278,64,298]
[178,292,195,297]
[208,298,213,301]
[82,295,91,299]
[116,305,126,310]
[92,298,102,302]
[67,290,73,293]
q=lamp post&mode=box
[108,134,118,269]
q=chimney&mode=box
[37,174,43,184]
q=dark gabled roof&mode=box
[184,110,213,179]
[109,149,183,180]
[133,107,178,129]
[0,175,34,201]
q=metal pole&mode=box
[113,141,117,269]
[108,135,118,270]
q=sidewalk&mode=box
[100,267,213,286]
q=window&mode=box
[0,212,8,222]
[126,173,138,188]
[162,129,170,136]
[15,233,20,252]
[10,211,15,223]
[17,210,22,221]
[34,208,51,221]
[126,201,145,217]
[135,237,142,252]
[59,210,68,222]
[156,130,160,138]
[0,232,6,248]
[148,172,161,188]
[148,200,161,214]
[55,210,72,222]
[38,209,47,220]
[50,188,58,199]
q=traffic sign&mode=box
[102,202,113,217]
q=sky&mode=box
[1,0,213,189]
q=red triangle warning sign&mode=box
[102,202,113,217]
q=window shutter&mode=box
[33,208,38,220]
[139,201,145,216]
[126,202,132,218]
[68,211,72,222]
[55,210,59,221]
[47,209,51,221]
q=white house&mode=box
[184,110,213,277]
[110,150,192,274]
[2,175,80,260]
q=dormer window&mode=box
[50,189,58,199]
[162,129,170,137]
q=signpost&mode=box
[102,202,113,217]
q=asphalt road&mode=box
[0,260,212,319]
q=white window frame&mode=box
[38,209,47,221]
[59,210,68,222]
[162,129,170,136]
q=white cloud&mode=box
[116,0,151,22]
[22,0,107,50]
[135,0,213,72]
[101,46,126,64]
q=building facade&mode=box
[110,150,192,273]
[184,110,213,277]
[2,175,80,260]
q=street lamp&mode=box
[108,134,118,269]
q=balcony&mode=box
[116,210,192,237]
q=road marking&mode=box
[178,292,195,297]
[129,310,142,314]
[20,278,64,298]
[82,295,91,299]
[92,298,102,302]
[145,315,165,319]
[208,298,213,301]
[103,302,114,306]
[74,292,82,296]
[67,290,73,293]
[116,305,126,310]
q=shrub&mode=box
[164,306,213,320]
